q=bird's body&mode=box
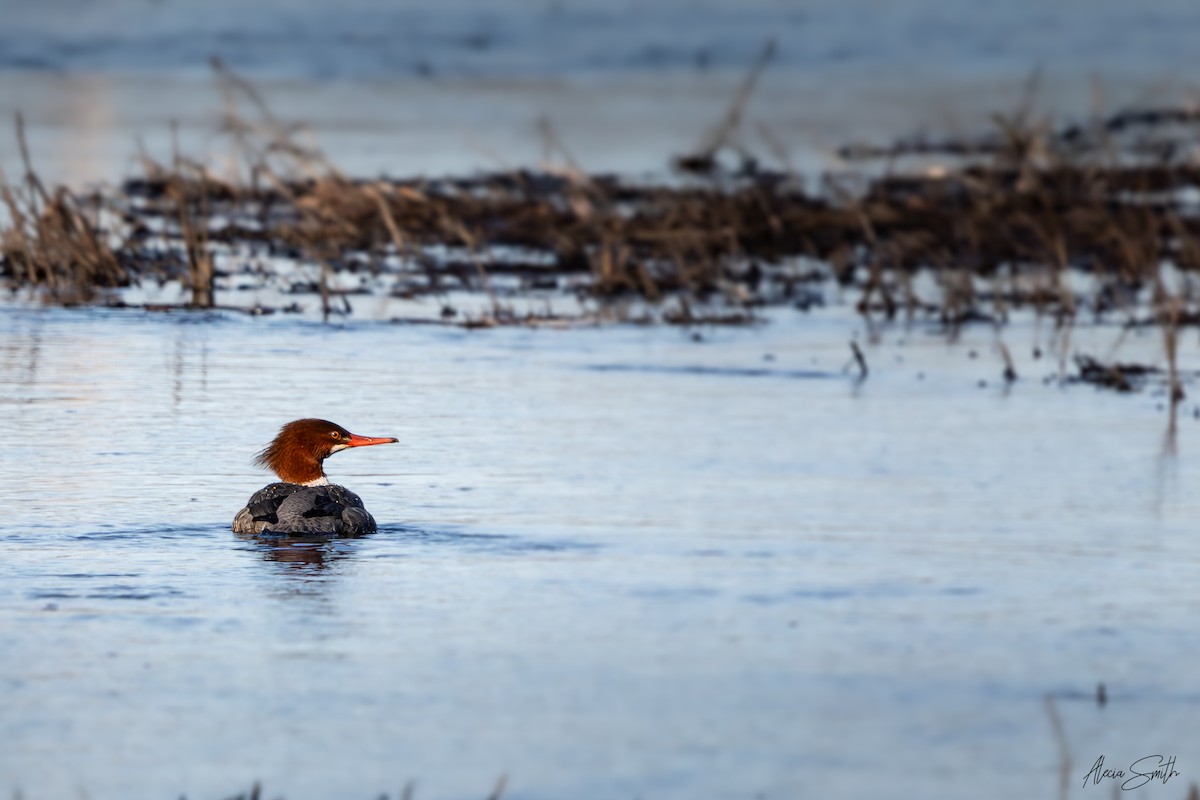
[233,481,377,537]
[232,419,397,538]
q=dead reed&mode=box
[0,113,126,303]
[5,60,1200,361]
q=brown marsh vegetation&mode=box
[3,60,1200,397]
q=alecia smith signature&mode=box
[1083,755,1181,790]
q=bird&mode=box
[232,418,397,537]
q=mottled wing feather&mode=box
[246,500,280,523]
[341,506,375,535]
[275,490,342,535]
[232,482,301,535]
[301,495,344,519]
[329,486,376,536]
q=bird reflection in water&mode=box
[235,531,368,574]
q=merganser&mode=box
[232,418,397,537]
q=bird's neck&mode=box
[271,449,328,486]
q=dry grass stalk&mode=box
[0,114,125,302]
[170,121,214,308]
[1044,694,1071,800]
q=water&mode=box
[5,2,1200,797]
[3,0,1198,81]
[2,303,1200,799]
[5,0,1200,183]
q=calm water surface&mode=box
[6,0,1200,184]
[2,305,1199,799]
[4,2,1200,797]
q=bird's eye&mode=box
[330,431,341,439]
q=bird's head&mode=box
[254,418,397,485]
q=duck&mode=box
[232,418,397,537]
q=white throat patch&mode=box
[302,476,330,487]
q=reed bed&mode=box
[0,114,127,304]
[4,61,1200,356]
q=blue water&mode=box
[2,0,1199,82]
[6,0,1200,184]
[2,305,1200,798]
[5,2,1200,797]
